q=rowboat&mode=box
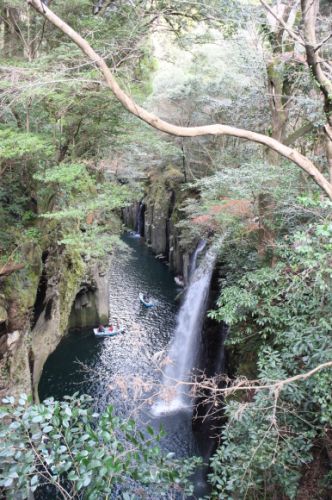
[93,326,125,337]
[139,293,154,308]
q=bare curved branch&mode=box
[26,0,332,199]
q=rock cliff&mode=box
[0,243,110,400]
[122,167,192,282]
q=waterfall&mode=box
[189,239,206,280]
[153,247,216,415]
[135,202,145,236]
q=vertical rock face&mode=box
[5,330,31,397]
[30,247,86,400]
[122,167,192,280]
[0,243,42,398]
[146,191,171,255]
[0,298,8,362]
[0,243,89,399]
[30,251,110,400]
[68,259,110,329]
[122,203,139,232]
[0,247,111,400]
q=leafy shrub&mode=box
[0,393,200,499]
[208,221,332,498]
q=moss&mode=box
[2,244,42,329]
[146,166,184,211]
[267,58,284,82]
[164,166,184,189]
[59,247,86,333]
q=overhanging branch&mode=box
[26,0,332,200]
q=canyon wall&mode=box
[122,167,193,282]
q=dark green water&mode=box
[38,233,196,459]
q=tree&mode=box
[0,393,200,498]
[207,217,332,499]
[0,0,147,266]
[300,0,332,182]
[25,0,332,199]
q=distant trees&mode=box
[300,0,332,182]
[260,0,332,177]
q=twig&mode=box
[314,32,332,52]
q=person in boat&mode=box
[108,324,113,332]
[143,293,150,303]
[98,324,105,332]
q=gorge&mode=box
[1,1,331,498]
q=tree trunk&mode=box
[301,0,332,183]
[2,7,23,58]
[267,60,289,163]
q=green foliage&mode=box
[208,221,332,498]
[0,393,200,499]
[0,127,54,160]
[0,0,156,260]
[33,162,136,256]
[0,127,54,254]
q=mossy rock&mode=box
[2,244,42,329]
[164,166,184,188]
[0,305,7,323]
[59,248,86,332]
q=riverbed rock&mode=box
[68,258,110,329]
[0,304,7,324]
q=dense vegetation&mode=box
[0,0,331,498]
[0,393,200,498]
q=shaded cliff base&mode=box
[122,167,198,282]
[0,244,110,401]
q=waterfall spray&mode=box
[153,246,217,415]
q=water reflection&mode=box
[38,233,195,459]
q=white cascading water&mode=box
[189,239,206,280]
[152,246,216,415]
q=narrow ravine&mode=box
[39,233,198,465]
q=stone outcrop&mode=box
[0,242,86,399]
[123,167,193,281]
[6,330,31,397]
[29,246,85,400]
[0,295,8,361]
[0,236,111,400]
[68,259,110,329]
[0,243,42,397]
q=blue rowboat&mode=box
[93,326,125,337]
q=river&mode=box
[39,233,201,492]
